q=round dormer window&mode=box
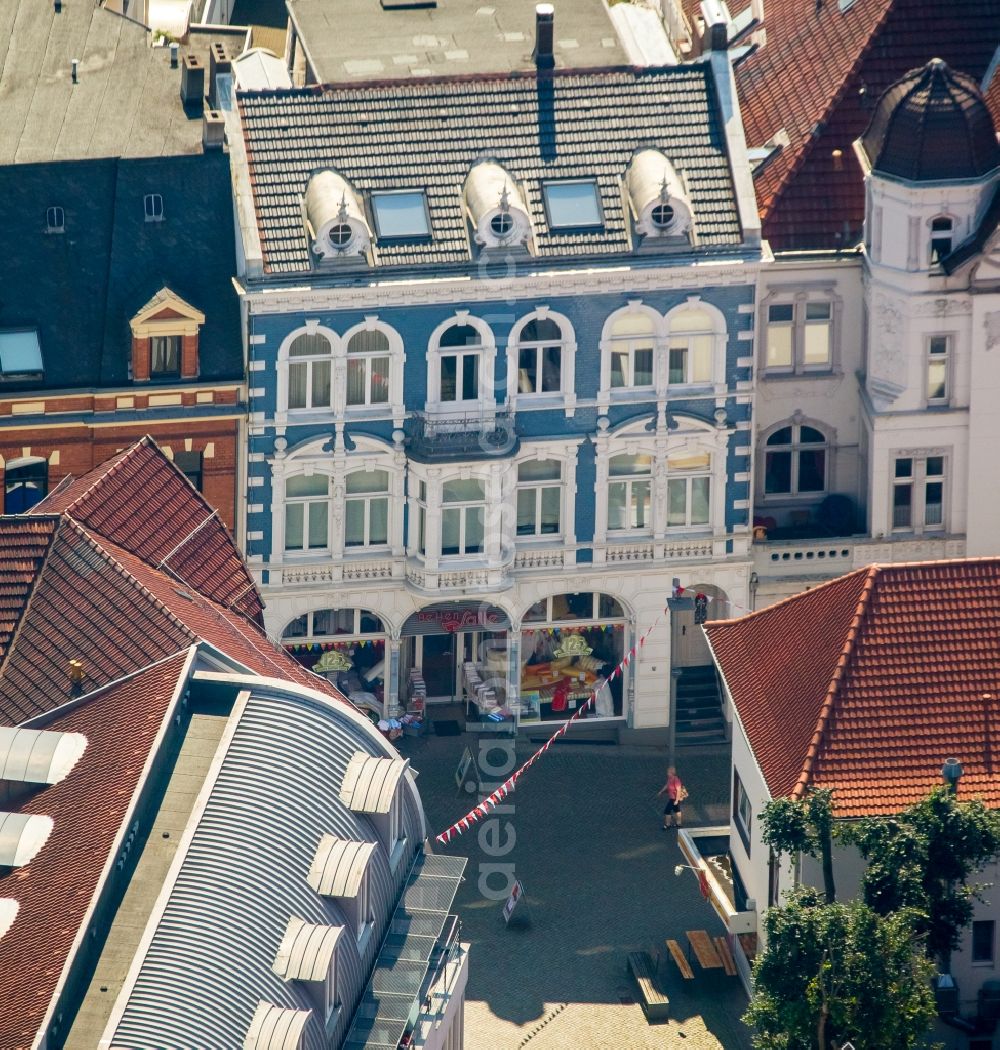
[328,224,354,248]
[490,212,515,238]
[651,203,675,229]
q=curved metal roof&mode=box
[0,812,53,867]
[244,1000,311,1050]
[0,727,87,787]
[272,916,342,984]
[339,753,408,816]
[307,835,375,898]
[0,898,18,940]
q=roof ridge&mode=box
[761,0,897,221]
[52,438,152,516]
[792,564,879,799]
[0,518,62,676]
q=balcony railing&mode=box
[406,409,519,462]
[753,534,967,579]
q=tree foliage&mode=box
[841,787,1000,961]
[760,788,837,903]
[746,888,935,1050]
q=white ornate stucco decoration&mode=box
[985,311,1000,353]
[867,291,906,409]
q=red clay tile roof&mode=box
[706,558,1000,818]
[737,0,1000,250]
[0,517,57,662]
[0,650,193,1050]
[33,437,263,622]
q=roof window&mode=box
[144,193,164,223]
[542,179,603,230]
[371,191,431,239]
[0,330,43,378]
[45,207,65,233]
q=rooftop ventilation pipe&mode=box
[533,3,555,69]
[71,59,78,84]
[170,42,179,68]
[68,660,84,698]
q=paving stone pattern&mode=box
[401,727,754,1050]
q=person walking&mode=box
[657,766,687,829]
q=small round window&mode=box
[328,224,354,248]
[650,203,675,229]
[490,212,514,238]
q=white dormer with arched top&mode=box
[304,170,372,263]
[463,161,532,251]
[625,149,693,245]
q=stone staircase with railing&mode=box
[675,664,726,746]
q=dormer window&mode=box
[339,752,409,869]
[650,200,675,229]
[464,162,532,249]
[930,216,953,264]
[304,171,372,262]
[144,193,163,223]
[45,207,65,233]
[625,150,693,244]
[128,288,204,382]
[371,190,430,240]
[271,917,344,1023]
[307,835,377,945]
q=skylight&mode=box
[543,179,603,229]
[0,330,43,376]
[371,191,431,238]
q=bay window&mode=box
[607,453,652,532]
[285,474,330,551]
[288,332,333,410]
[516,459,562,537]
[441,478,486,555]
[344,469,389,548]
[346,330,390,407]
[667,308,713,385]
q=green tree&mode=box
[746,888,935,1050]
[842,787,1000,964]
[760,787,837,903]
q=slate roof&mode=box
[286,0,627,83]
[238,65,746,274]
[0,650,193,1050]
[735,0,1000,250]
[706,558,1000,818]
[35,437,262,620]
[0,153,242,393]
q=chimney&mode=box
[71,59,78,83]
[68,660,84,698]
[533,3,555,70]
[180,54,205,109]
[170,42,179,68]
[208,42,232,110]
[700,0,729,50]
[203,110,226,152]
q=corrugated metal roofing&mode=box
[237,65,745,274]
[340,754,409,816]
[308,835,376,898]
[272,916,343,983]
[0,727,87,786]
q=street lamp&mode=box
[674,863,699,877]
[942,757,964,795]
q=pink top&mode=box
[667,774,683,801]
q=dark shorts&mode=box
[663,799,682,815]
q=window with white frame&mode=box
[441,478,486,555]
[285,474,330,551]
[438,325,482,403]
[413,479,427,555]
[666,451,711,528]
[763,424,827,496]
[667,308,714,385]
[764,299,834,373]
[516,460,562,537]
[288,332,333,410]
[930,216,953,264]
[892,455,945,531]
[607,453,652,532]
[345,469,389,548]
[608,313,655,389]
[733,770,752,854]
[927,335,950,404]
[515,318,562,395]
[346,330,390,407]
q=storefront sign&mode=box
[417,608,504,632]
[454,746,478,793]
[502,880,525,925]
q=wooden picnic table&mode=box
[685,929,724,970]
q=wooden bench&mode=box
[627,951,670,1021]
[686,929,724,970]
[714,936,738,977]
[665,939,694,979]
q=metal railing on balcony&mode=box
[406,409,519,462]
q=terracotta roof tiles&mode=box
[0,517,57,662]
[706,558,1000,818]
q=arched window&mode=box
[345,469,390,548]
[437,324,483,403]
[667,308,713,385]
[607,453,652,531]
[346,330,390,407]
[763,424,827,496]
[4,457,48,513]
[287,332,333,410]
[608,313,655,389]
[516,459,562,536]
[284,474,330,551]
[515,318,562,395]
[930,216,953,264]
[666,450,711,528]
[441,478,486,555]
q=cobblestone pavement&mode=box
[399,721,754,1050]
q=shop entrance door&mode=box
[423,634,457,700]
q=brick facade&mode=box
[131,336,151,381]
